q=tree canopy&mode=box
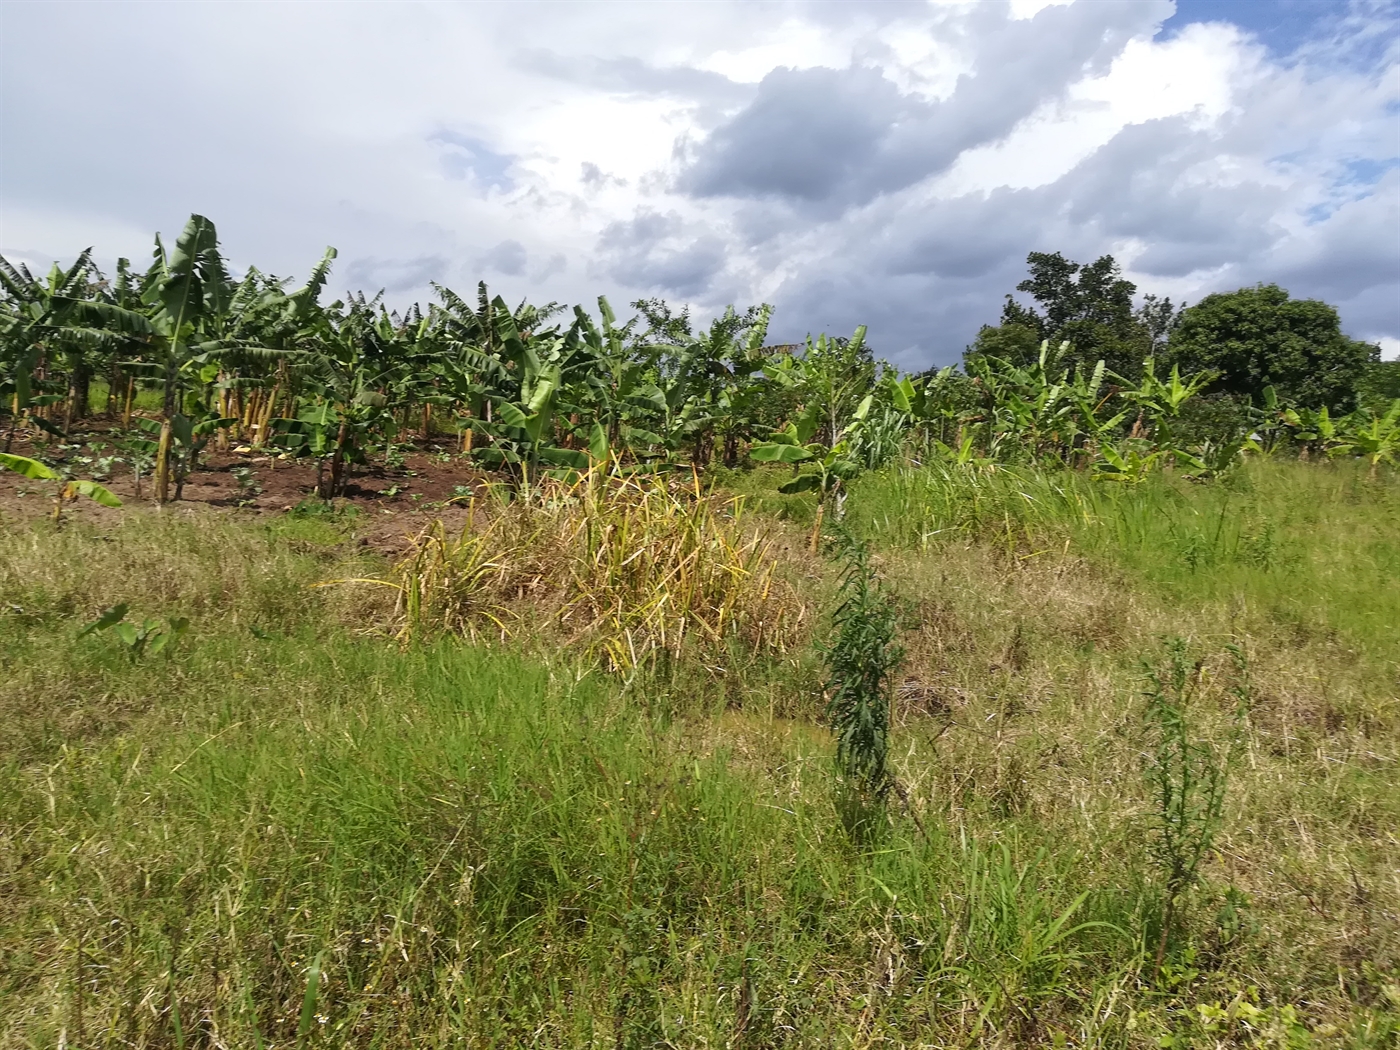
[967,252,1172,379]
[1165,284,1377,411]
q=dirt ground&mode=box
[0,426,488,555]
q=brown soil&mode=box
[0,425,491,556]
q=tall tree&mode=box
[1165,284,1376,410]
[968,252,1162,379]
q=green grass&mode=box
[851,457,1400,662]
[2,463,1398,1047]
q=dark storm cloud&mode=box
[761,104,1400,365]
[595,211,727,297]
[682,0,1172,211]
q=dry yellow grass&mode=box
[384,470,811,670]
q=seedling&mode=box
[0,452,122,523]
[231,466,261,506]
[78,603,189,662]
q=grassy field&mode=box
[1,460,1396,1048]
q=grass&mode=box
[385,471,811,671]
[1,459,1397,1047]
[850,457,1400,661]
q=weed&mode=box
[820,530,904,802]
[1143,638,1249,976]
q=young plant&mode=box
[78,602,189,662]
[0,451,121,522]
[131,411,235,501]
[231,465,261,505]
[820,533,904,804]
[1142,638,1249,976]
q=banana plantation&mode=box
[4,214,1396,512]
[4,216,1400,1048]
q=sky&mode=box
[1,0,1397,368]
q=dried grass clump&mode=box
[389,471,808,669]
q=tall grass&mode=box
[850,457,1400,660]
[385,471,809,671]
[2,632,1146,1047]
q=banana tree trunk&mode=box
[326,419,350,498]
[163,355,178,418]
[154,419,173,503]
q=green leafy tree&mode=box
[969,252,1159,379]
[1166,284,1376,411]
[1356,359,1400,414]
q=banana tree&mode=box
[1091,441,1166,484]
[1120,358,1212,447]
[566,297,667,460]
[127,410,236,501]
[1280,404,1339,459]
[0,250,107,447]
[764,325,876,450]
[1332,399,1400,478]
[751,394,873,551]
[45,216,235,499]
[1173,437,1248,482]
[288,293,409,498]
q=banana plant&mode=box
[1121,359,1212,446]
[1091,442,1165,484]
[565,297,666,460]
[128,411,236,501]
[1280,404,1339,458]
[0,451,121,522]
[0,250,110,447]
[1331,399,1400,478]
[1173,438,1248,482]
[751,395,873,550]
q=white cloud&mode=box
[0,0,1395,365]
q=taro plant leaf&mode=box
[146,629,172,657]
[78,603,129,637]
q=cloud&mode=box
[480,240,528,276]
[594,211,728,297]
[1,0,1395,367]
[343,255,450,294]
[682,0,1173,211]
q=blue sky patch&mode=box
[1160,0,1346,55]
[429,131,515,191]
